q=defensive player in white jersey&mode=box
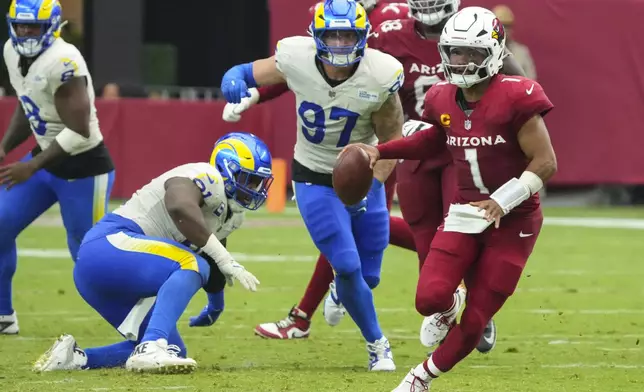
[33,132,272,373]
[0,0,114,335]
[220,0,403,371]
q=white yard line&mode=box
[19,215,644,261]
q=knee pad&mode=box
[331,249,361,278]
[415,281,456,317]
[363,275,380,289]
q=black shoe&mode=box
[476,319,496,354]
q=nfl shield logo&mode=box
[464,119,472,130]
[329,91,336,98]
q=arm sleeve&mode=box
[377,127,446,160]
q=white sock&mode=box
[420,356,444,379]
[413,361,430,381]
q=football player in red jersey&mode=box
[363,0,410,27]
[354,7,556,391]
[370,0,530,354]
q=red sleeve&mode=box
[257,84,290,103]
[370,3,410,27]
[377,127,446,160]
[510,81,554,131]
[421,84,443,127]
[367,24,385,50]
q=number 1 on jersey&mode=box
[464,148,490,194]
[298,101,359,148]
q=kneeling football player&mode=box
[33,132,273,373]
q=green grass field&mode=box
[2,205,644,391]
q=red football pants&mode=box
[396,161,456,268]
[417,209,544,372]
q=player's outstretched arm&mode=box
[252,56,286,86]
[28,77,91,172]
[221,56,286,104]
[164,177,260,291]
[370,93,403,182]
[0,104,31,160]
[373,125,445,162]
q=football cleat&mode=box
[367,336,396,371]
[126,339,196,373]
[420,285,466,347]
[391,368,432,391]
[476,318,497,354]
[0,311,19,334]
[254,307,311,339]
[323,281,346,326]
[33,334,87,372]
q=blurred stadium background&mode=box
[2,1,644,391]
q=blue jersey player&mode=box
[220,0,404,371]
[0,0,115,334]
[33,132,273,373]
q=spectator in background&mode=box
[101,83,120,100]
[493,4,537,80]
[100,83,148,99]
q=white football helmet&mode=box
[438,6,507,87]
[407,0,460,26]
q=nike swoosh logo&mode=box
[483,331,495,344]
[519,231,534,237]
[526,84,535,95]
[0,321,14,332]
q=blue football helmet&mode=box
[7,0,63,57]
[210,132,274,211]
[310,0,371,67]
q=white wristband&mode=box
[55,128,88,154]
[490,177,530,215]
[201,234,234,266]
[519,171,544,195]
[247,87,260,105]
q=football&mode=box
[332,144,373,205]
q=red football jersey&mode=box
[422,75,554,212]
[369,18,450,169]
[368,2,410,28]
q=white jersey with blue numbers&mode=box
[3,38,103,155]
[275,36,404,174]
[113,163,245,244]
